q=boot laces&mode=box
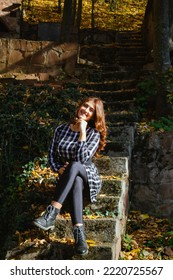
[74,227,85,243]
[44,205,54,220]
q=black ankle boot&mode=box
[73,225,88,255]
[33,205,60,231]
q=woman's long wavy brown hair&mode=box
[75,97,107,156]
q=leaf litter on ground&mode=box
[121,210,173,260]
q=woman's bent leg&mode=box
[33,162,88,233]
[68,176,84,226]
[54,161,88,205]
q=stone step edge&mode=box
[94,156,129,177]
[53,217,125,260]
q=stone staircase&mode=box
[40,30,146,260]
[5,30,146,260]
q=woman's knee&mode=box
[68,161,86,176]
[73,176,84,192]
[69,161,83,170]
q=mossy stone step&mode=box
[36,242,113,260]
[93,156,128,177]
[54,218,117,243]
[6,239,113,260]
[100,178,122,196]
[84,194,120,214]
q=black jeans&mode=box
[54,161,90,225]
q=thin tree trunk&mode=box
[60,0,73,42]
[169,0,173,28]
[76,0,82,31]
[153,0,171,117]
[91,0,95,29]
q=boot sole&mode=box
[33,221,55,231]
[74,249,88,256]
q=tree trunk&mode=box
[153,0,171,117]
[76,0,82,31]
[60,0,82,42]
[91,0,95,29]
[60,0,73,42]
[72,0,77,27]
[169,0,173,28]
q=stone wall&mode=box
[131,131,173,221]
[0,1,21,33]
[0,0,20,15]
[0,38,78,75]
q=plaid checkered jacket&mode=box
[49,123,102,203]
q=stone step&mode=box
[79,50,145,65]
[87,70,140,82]
[106,111,138,124]
[116,30,142,37]
[51,174,129,260]
[117,39,143,45]
[54,218,117,243]
[84,194,120,215]
[100,178,122,196]
[116,56,146,64]
[117,33,143,43]
[105,100,135,112]
[104,126,135,157]
[107,125,135,143]
[100,64,143,71]
[34,241,113,260]
[76,62,143,72]
[93,156,128,177]
[80,46,145,57]
[103,141,132,157]
[80,88,137,102]
[80,79,137,91]
[80,44,144,52]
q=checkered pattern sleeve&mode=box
[48,124,64,172]
[74,128,100,163]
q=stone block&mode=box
[30,51,45,65]
[26,41,41,52]
[8,49,24,65]
[160,169,173,183]
[46,49,61,66]
[158,183,173,200]
[0,40,7,63]
[0,63,6,72]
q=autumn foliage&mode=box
[22,0,147,30]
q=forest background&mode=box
[0,0,173,260]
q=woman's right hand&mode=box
[58,162,69,175]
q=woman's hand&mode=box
[78,118,87,132]
[58,162,69,175]
[77,119,87,141]
[73,118,87,132]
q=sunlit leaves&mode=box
[22,0,147,30]
[121,211,173,260]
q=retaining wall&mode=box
[0,38,78,75]
[131,131,173,221]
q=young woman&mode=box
[33,96,107,255]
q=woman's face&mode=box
[77,100,95,122]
